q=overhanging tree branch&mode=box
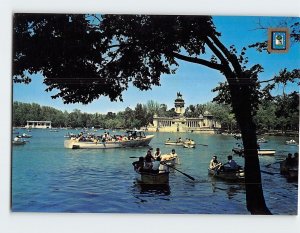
[170,51,223,71]
[209,34,243,76]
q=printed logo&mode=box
[268,28,290,53]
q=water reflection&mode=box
[211,180,245,200]
[132,180,171,195]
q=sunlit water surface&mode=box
[12,129,298,214]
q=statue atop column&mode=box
[177,92,182,99]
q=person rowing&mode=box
[209,155,222,171]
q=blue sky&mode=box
[13,15,300,114]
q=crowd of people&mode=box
[70,131,141,143]
[132,148,178,174]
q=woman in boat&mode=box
[209,156,222,170]
[145,150,155,161]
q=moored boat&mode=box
[208,168,245,181]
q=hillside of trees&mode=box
[13,92,298,133]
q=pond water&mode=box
[12,129,298,214]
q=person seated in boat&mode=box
[93,137,99,144]
[151,156,161,174]
[132,157,144,172]
[285,153,293,167]
[143,156,153,172]
[167,138,171,142]
[223,155,239,171]
[171,149,177,156]
[154,148,161,160]
[145,150,155,161]
[209,156,222,170]
[14,136,20,142]
[292,152,298,167]
[176,137,182,143]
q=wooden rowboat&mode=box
[183,143,195,148]
[164,141,184,146]
[257,149,276,156]
[232,147,275,156]
[12,140,27,145]
[134,170,169,185]
[280,160,298,180]
[160,153,179,166]
[208,168,245,181]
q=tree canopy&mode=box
[13,14,219,104]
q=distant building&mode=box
[147,93,221,133]
[25,121,52,129]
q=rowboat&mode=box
[232,147,275,156]
[160,153,178,166]
[208,168,245,181]
[257,149,276,156]
[49,129,59,132]
[12,140,27,145]
[64,133,76,138]
[64,130,154,149]
[286,139,298,146]
[232,147,244,156]
[280,160,298,180]
[183,142,195,148]
[19,133,32,138]
[164,141,184,146]
[257,138,268,143]
[134,170,169,185]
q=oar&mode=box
[196,143,208,146]
[162,162,195,181]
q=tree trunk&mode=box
[230,84,272,215]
